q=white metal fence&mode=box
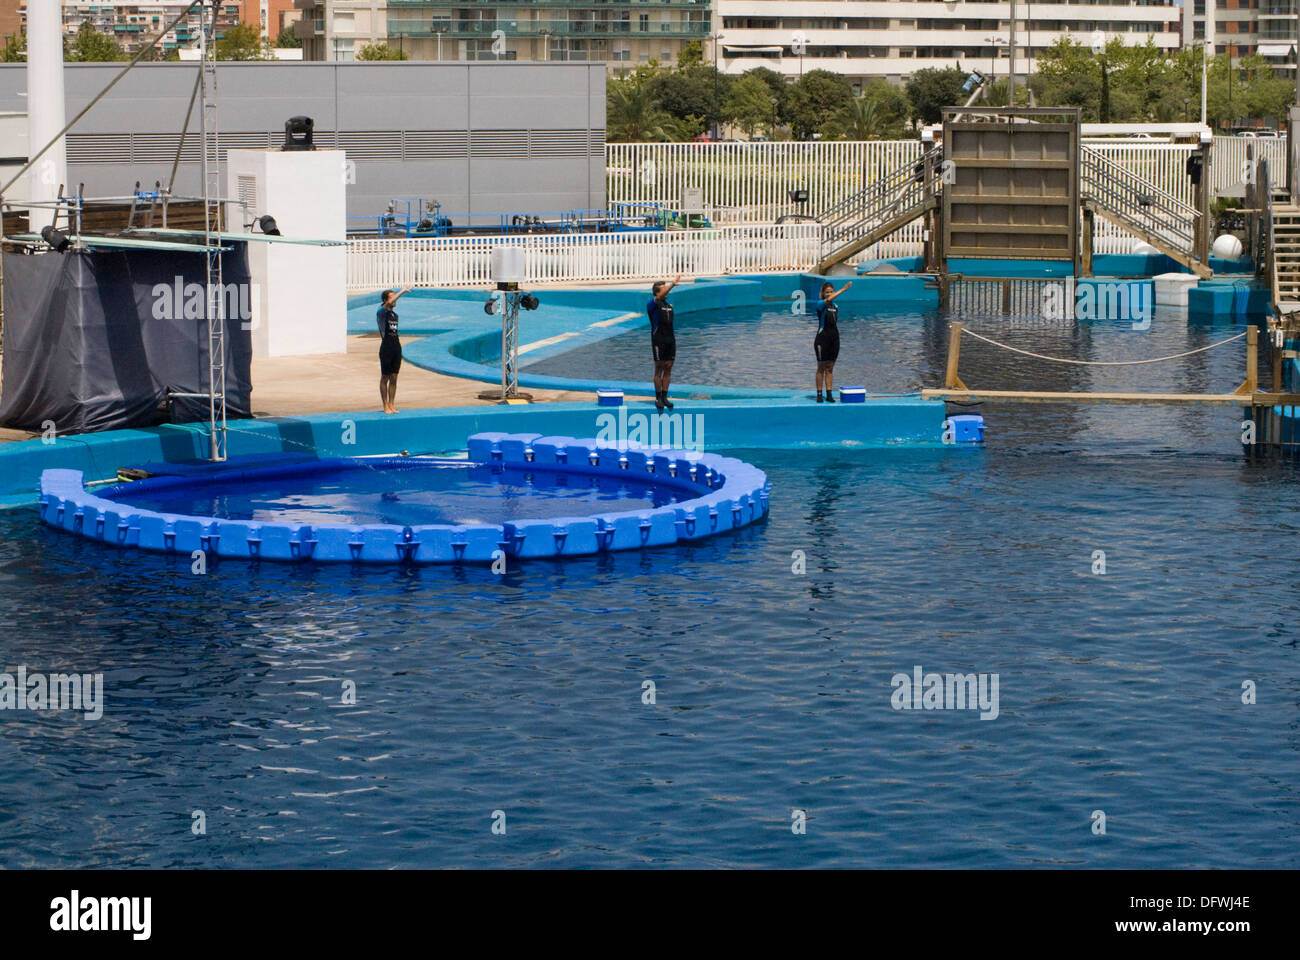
[1211,135,1288,195]
[606,139,924,226]
[606,137,1287,226]
[346,137,1290,289]
[347,223,823,292]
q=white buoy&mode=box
[25,0,68,231]
[1131,240,1160,256]
[1211,234,1244,259]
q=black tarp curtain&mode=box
[0,245,253,432]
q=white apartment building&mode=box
[294,1,388,61]
[714,1,1182,85]
[47,2,245,54]
[1182,1,1300,77]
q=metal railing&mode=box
[1257,156,1281,317]
[1080,145,1200,256]
[815,144,942,258]
[347,222,823,292]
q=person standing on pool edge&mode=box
[377,285,411,414]
[648,274,682,412]
[814,280,852,402]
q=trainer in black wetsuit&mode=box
[814,280,852,402]
[648,273,682,412]
[377,285,411,414]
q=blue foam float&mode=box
[38,432,771,565]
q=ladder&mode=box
[199,0,226,461]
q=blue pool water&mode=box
[101,462,686,528]
[1,306,1297,869]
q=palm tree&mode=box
[839,96,889,141]
[608,80,682,142]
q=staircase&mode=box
[1080,146,1211,278]
[1270,203,1300,313]
[815,145,942,273]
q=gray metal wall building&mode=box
[0,61,606,224]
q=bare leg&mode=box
[662,360,674,396]
[380,375,390,413]
[825,364,834,398]
[815,365,824,395]
[388,375,399,413]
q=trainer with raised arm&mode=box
[648,274,682,413]
[377,285,411,414]
[814,280,852,402]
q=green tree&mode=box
[725,71,781,137]
[215,23,270,61]
[1029,38,1100,117]
[824,82,909,140]
[356,42,409,61]
[648,63,731,133]
[903,67,968,125]
[746,66,791,124]
[0,32,25,63]
[607,78,688,142]
[275,26,302,49]
[787,69,854,139]
[64,22,127,62]
[677,39,703,69]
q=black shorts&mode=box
[652,336,676,364]
[379,337,403,376]
[814,332,839,364]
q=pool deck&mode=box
[0,332,611,446]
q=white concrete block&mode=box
[226,149,348,358]
[1153,271,1200,307]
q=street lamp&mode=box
[770,95,778,136]
[984,35,1005,85]
[540,27,551,61]
[434,22,448,61]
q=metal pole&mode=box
[199,1,226,461]
[1008,0,1017,107]
[1201,39,1208,126]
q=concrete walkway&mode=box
[0,333,608,445]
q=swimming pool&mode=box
[524,301,1256,402]
[100,460,688,527]
[1,301,1294,869]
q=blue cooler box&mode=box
[840,387,866,403]
[596,389,624,407]
[945,414,986,443]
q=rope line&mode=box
[959,327,1247,366]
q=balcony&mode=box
[387,18,709,38]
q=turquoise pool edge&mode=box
[0,397,954,505]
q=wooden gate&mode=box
[941,107,1081,267]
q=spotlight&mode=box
[283,116,315,152]
[484,296,498,315]
[520,293,540,311]
[40,225,71,253]
[789,188,809,203]
[256,215,281,236]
